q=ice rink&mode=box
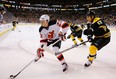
[0,23,116,79]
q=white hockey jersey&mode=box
[39,20,69,47]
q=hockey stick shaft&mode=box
[35,39,61,62]
[43,35,64,49]
[16,27,21,32]
[43,40,88,56]
[55,40,89,55]
[49,39,61,47]
[10,38,61,78]
[43,39,61,55]
[11,57,38,78]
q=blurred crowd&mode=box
[3,8,116,27]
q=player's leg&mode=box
[85,45,98,67]
[70,34,77,45]
[77,30,86,45]
[12,25,16,31]
[77,30,83,41]
[53,40,68,72]
[85,37,110,67]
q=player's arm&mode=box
[37,27,48,58]
[39,27,48,48]
[84,23,94,42]
[59,21,69,34]
[74,25,81,32]
[97,20,107,33]
[58,21,69,41]
[37,35,46,58]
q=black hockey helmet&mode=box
[0,6,5,11]
[86,11,95,17]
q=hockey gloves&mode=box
[84,29,93,42]
[37,48,44,58]
[58,32,66,41]
[87,35,93,42]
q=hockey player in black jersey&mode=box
[67,22,85,45]
[37,14,69,72]
[12,20,18,31]
[84,11,111,67]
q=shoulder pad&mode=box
[93,17,101,23]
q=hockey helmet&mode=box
[39,14,50,21]
[86,11,95,17]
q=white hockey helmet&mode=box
[39,14,50,21]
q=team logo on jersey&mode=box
[46,30,55,40]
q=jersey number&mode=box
[97,21,102,25]
[97,21,107,31]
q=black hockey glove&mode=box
[84,29,93,35]
[87,35,93,42]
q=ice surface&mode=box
[0,23,116,79]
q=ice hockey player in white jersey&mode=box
[37,14,69,72]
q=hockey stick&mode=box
[16,27,21,32]
[35,39,61,61]
[35,39,61,62]
[9,39,61,79]
[43,40,89,56]
[9,57,39,79]
[55,40,89,55]
[43,39,61,55]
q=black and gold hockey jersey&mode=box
[69,23,82,33]
[12,21,18,26]
[89,18,110,38]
